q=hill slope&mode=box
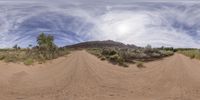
[0,51,200,100]
[65,40,137,49]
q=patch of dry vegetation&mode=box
[0,33,69,65]
[136,61,145,68]
[178,49,200,60]
[87,45,174,67]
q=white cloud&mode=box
[0,1,200,48]
[86,4,200,48]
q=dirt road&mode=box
[0,50,200,100]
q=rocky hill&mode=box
[65,40,137,49]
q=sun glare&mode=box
[116,22,131,35]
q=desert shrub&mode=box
[24,58,34,65]
[102,48,117,56]
[162,47,174,51]
[87,48,102,57]
[109,54,121,62]
[110,50,117,55]
[190,54,195,59]
[56,49,69,57]
[144,44,153,54]
[108,54,125,65]
[159,50,174,56]
[0,33,70,65]
[0,55,5,60]
[151,52,161,58]
[37,58,46,64]
[137,53,149,59]
[100,56,106,60]
[118,50,130,58]
[136,61,145,68]
[178,50,200,60]
[195,53,200,59]
[13,44,21,50]
[87,47,174,67]
[4,56,18,63]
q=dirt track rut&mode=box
[0,50,200,100]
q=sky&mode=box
[0,0,200,48]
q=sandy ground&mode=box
[0,50,200,100]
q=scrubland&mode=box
[0,33,69,65]
[87,45,174,67]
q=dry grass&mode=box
[178,49,200,60]
[0,48,70,65]
[136,61,145,68]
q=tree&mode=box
[37,33,46,47]
[37,33,55,49]
[28,44,32,48]
[13,44,21,50]
[36,33,57,59]
[17,46,21,50]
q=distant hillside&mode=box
[65,40,137,49]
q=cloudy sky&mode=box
[0,0,200,48]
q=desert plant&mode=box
[100,57,106,60]
[4,56,18,63]
[87,46,174,67]
[136,61,145,68]
[144,44,153,54]
[102,48,117,56]
[108,54,125,65]
[178,50,200,60]
[13,44,18,50]
[36,33,58,59]
[0,55,5,60]
[24,58,34,65]
[190,54,195,59]
[151,52,161,58]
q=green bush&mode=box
[178,50,200,60]
[109,54,121,62]
[102,48,117,56]
[0,33,70,65]
[24,58,34,65]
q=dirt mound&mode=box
[0,50,200,100]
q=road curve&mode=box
[0,50,200,100]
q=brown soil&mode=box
[0,50,200,100]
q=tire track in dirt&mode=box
[0,51,200,100]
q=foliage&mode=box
[13,44,21,50]
[36,33,58,60]
[178,49,200,60]
[4,56,18,63]
[0,33,70,65]
[0,55,5,60]
[87,45,174,67]
[136,61,145,68]
[24,58,34,65]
